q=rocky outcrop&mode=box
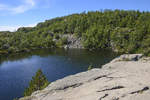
[19,54,150,100]
[63,34,84,49]
[110,54,143,63]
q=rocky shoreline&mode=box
[19,54,150,100]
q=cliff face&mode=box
[63,34,84,49]
[19,54,150,100]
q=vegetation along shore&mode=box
[1,10,150,56]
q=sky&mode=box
[0,0,150,31]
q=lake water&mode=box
[0,48,118,100]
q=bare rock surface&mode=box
[19,54,150,100]
[63,34,84,49]
[110,54,143,63]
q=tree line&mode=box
[1,10,150,55]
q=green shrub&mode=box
[88,64,93,70]
[56,37,68,47]
[61,37,68,45]
[24,69,50,96]
[54,34,60,40]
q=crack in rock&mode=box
[106,76,124,79]
[99,94,109,100]
[88,72,116,82]
[93,75,107,80]
[55,83,83,90]
[97,86,125,92]
[130,86,149,94]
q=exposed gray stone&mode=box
[111,54,143,63]
[62,34,84,49]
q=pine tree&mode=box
[24,69,49,96]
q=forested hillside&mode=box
[1,10,150,55]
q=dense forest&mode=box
[1,10,150,55]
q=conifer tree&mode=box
[24,69,49,96]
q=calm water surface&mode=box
[0,48,118,100]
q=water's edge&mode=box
[0,48,118,100]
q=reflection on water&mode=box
[0,48,118,100]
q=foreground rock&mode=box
[20,54,150,100]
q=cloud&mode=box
[0,26,19,32]
[0,4,8,10]
[0,0,36,14]
[26,0,35,6]
[0,0,50,14]
[0,23,37,32]
[12,0,36,14]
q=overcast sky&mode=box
[0,0,150,31]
